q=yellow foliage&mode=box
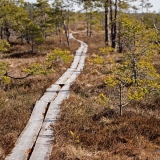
[70,131,75,137]
[99,46,114,54]
[23,63,52,75]
[1,76,11,84]
[127,87,147,101]
[46,48,73,67]
[0,62,11,85]
[0,62,10,75]
[0,40,10,52]
[91,55,104,64]
[98,93,109,105]
[104,74,119,87]
[70,131,80,144]
[108,57,114,64]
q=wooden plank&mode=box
[78,55,86,64]
[75,51,82,56]
[70,42,84,69]
[53,84,70,104]
[5,100,48,160]
[40,85,60,102]
[65,72,80,85]
[30,85,70,160]
[77,63,85,71]
[70,56,81,69]
[46,84,60,92]
[55,68,75,84]
[76,47,84,53]
[39,93,57,102]
[30,103,60,160]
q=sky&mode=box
[26,0,160,13]
[134,0,160,12]
[148,0,160,12]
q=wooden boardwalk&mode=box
[5,33,88,160]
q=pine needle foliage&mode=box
[104,16,160,115]
[0,62,11,85]
[46,47,73,68]
[0,40,10,52]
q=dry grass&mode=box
[154,55,160,74]
[73,31,105,54]
[0,34,79,159]
[50,33,160,160]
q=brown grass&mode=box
[50,33,160,160]
[0,34,79,159]
[154,55,160,74]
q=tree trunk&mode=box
[104,0,109,46]
[26,27,30,44]
[63,23,70,46]
[56,22,59,35]
[5,27,10,42]
[119,83,123,116]
[112,0,118,49]
[117,22,122,52]
[107,0,112,47]
[59,28,62,45]
[87,21,89,36]
[0,27,3,39]
[86,8,89,36]
[132,58,138,85]
[89,13,92,37]
[110,0,114,47]
[20,35,24,44]
[31,36,34,54]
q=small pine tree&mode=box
[0,40,10,51]
[28,22,45,53]
[104,16,160,116]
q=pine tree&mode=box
[33,0,51,38]
[104,16,160,115]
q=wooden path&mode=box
[5,33,88,160]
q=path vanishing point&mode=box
[5,33,88,160]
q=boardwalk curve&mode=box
[5,33,88,160]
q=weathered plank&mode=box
[5,100,48,160]
[65,71,81,84]
[55,69,75,85]
[29,103,60,160]
[39,85,60,102]
[30,85,70,160]
[70,55,81,69]
[70,56,83,69]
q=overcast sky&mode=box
[135,0,160,12]
[148,0,160,12]
[26,0,160,12]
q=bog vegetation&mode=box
[0,0,160,159]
